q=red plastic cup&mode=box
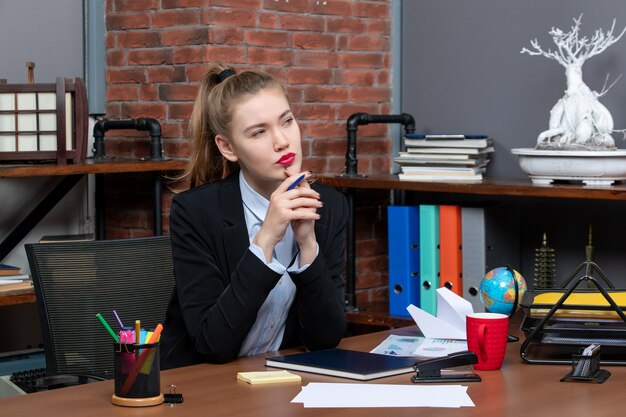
[466,312,509,370]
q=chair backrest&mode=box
[25,236,174,379]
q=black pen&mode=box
[287,174,306,190]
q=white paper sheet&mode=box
[291,382,474,408]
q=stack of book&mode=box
[394,134,494,181]
[0,263,32,290]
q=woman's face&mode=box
[216,87,302,198]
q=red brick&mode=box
[151,9,200,28]
[107,13,150,30]
[356,238,388,257]
[309,0,352,16]
[106,84,139,101]
[336,69,375,86]
[285,85,303,103]
[302,121,344,139]
[205,46,247,63]
[337,104,380,120]
[159,84,198,101]
[186,65,211,82]
[117,31,161,48]
[147,66,187,83]
[107,50,126,67]
[121,103,167,119]
[162,0,206,8]
[302,157,327,172]
[173,46,206,64]
[354,2,389,19]
[263,0,307,13]
[310,137,344,155]
[349,87,390,103]
[279,14,324,32]
[337,34,348,51]
[128,49,174,65]
[303,86,348,102]
[160,121,184,139]
[204,8,256,27]
[245,30,290,48]
[263,67,288,83]
[295,51,339,68]
[106,103,122,118]
[293,104,336,121]
[248,48,293,66]
[355,124,389,138]
[258,12,279,29]
[327,17,367,33]
[377,71,389,85]
[163,139,191,157]
[366,19,391,35]
[104,138,134,155]
[108,209,150,228]
[209,26,245,44]
[107,68,146,83]
[106,32,116,49]
[140,84,158,101]
[339,52,384,69]
[349,35,389,52]
[162,28,208,46]
[168,103,194,120]
[287,68,333,85]
[114,0,159,11]
[106,228,131,239]
[293,33,335,50]
[211,0,260,7]
[360,138,391,154]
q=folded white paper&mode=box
[407,287,474,340]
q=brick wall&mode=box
[104,0,393,304]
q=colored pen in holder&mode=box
[560,344,611,383]
[112,342,163,407]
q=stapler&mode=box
[411,351,482,383]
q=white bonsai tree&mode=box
[521,15,626,150]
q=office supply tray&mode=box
[519,261,626,365]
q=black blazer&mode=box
[160,172,348,369]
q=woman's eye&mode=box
[282,117,294,126]
[251,129,265,137]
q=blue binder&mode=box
[419,205,440,315]
[387,206,420,317]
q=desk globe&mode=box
[479,267,527,315]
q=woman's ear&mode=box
[215,134,238,162]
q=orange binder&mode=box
[439,205,463,296]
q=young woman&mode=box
[160,65,348,369]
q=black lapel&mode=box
[220,172,250,274]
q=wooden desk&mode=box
[2,325,624,416]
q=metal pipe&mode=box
[344,113,416,176]
[92,118,163,160]
[341,113,416,311]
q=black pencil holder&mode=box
[111,342,163,407]
[560,346,611,383]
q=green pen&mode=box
[96,313,120,343]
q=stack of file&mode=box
[395,134,494,181]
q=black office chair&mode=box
[25,236,175,390]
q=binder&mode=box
[461,205,520,312]
[387,206,421,317]
[439,205,463,296]
[419,205,439,315]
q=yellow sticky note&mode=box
[237,370,301,385]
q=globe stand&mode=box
[506,265,520,343]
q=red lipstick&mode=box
[276,152,296,166]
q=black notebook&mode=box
[265,349,417,381]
